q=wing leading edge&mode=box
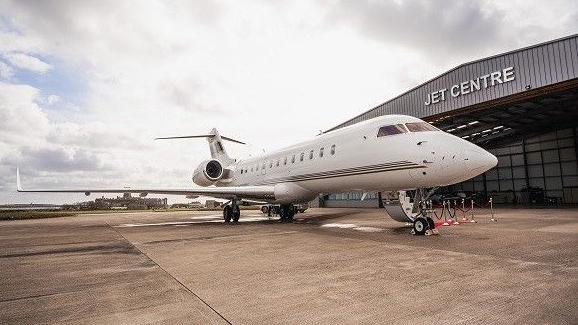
[16,168,275,201]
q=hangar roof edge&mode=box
[326,33,578,133]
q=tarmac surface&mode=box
[1,207,577,324]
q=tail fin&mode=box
[155,128,243,165]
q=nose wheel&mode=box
[412,216,435,235]
[411,188,438,236]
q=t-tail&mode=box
[155,128,244,166]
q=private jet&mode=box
[17,114,497,235]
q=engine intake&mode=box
[205,160,223,180]
[192,159,224,186]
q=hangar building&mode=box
[321,34,578,207]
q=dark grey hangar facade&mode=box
[321,34,578,207]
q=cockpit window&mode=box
[377,124,407,137]
[405,122,439,132]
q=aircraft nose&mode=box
[469,148,498,175]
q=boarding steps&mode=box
[381,190,420,223]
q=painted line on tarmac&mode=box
[115,215,273,228]
[321,223,384,233]
[190,215,221,219]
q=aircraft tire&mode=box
[261,206,269,214]
[286,205,295,222]
[232,205,240,222]
[413,217,428,236]
[223,205,232,223]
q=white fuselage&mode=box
[210,115,497,204]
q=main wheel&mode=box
[232,205,240,222]
[413,217,428,236]
[261,206,269,214]
[286,205,295,222]
[223,205,232,223]
[279,205,287,222]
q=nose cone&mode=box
[470,148,498,175]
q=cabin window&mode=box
[405,122,439,132]
[291,155,295,163]
[319,147,324,158]
[300,153,304,161]
[269,162,273,168]
[330,145,336,155]
[309,150,314,160]
[276,160,279,167]
[377,124,407,137]
[284,157,287,165]
[240,169,243,174]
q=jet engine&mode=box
[192,159,224,186]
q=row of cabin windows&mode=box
[239,144,336,174]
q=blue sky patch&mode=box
[11,55,88,109]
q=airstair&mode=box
[381,190,421,223]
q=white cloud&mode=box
[0,82,50,144]
[46,94,59,105]
[0,61,14,79]
[3,52,52,73]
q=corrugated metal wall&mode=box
[328,35,578,131]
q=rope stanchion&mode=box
[431,195,497,228]
[470,199,477,223]
[460,199,468,222]
[489,197,497,222]
[441,200,451,226]
[451,200,460,225]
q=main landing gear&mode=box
[278,204,295,223]
[223,199,240,223]
[260,204,296,222]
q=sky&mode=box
[0,0,577,204]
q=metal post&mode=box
[489,197,497,222]
[442,200,450,226]
[461,198,468,222]
[470,199,476,223]
[452,200,460,225]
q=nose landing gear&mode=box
[412,216,436,236]
[382,188,438,235]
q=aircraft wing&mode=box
[16,169,275,201]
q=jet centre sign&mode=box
[424,66,515,106]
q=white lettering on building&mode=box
[424,66,515,106]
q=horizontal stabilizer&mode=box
[155,134,245,145]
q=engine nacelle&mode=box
[192,159,224,186]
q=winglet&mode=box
[16,167,22,192]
